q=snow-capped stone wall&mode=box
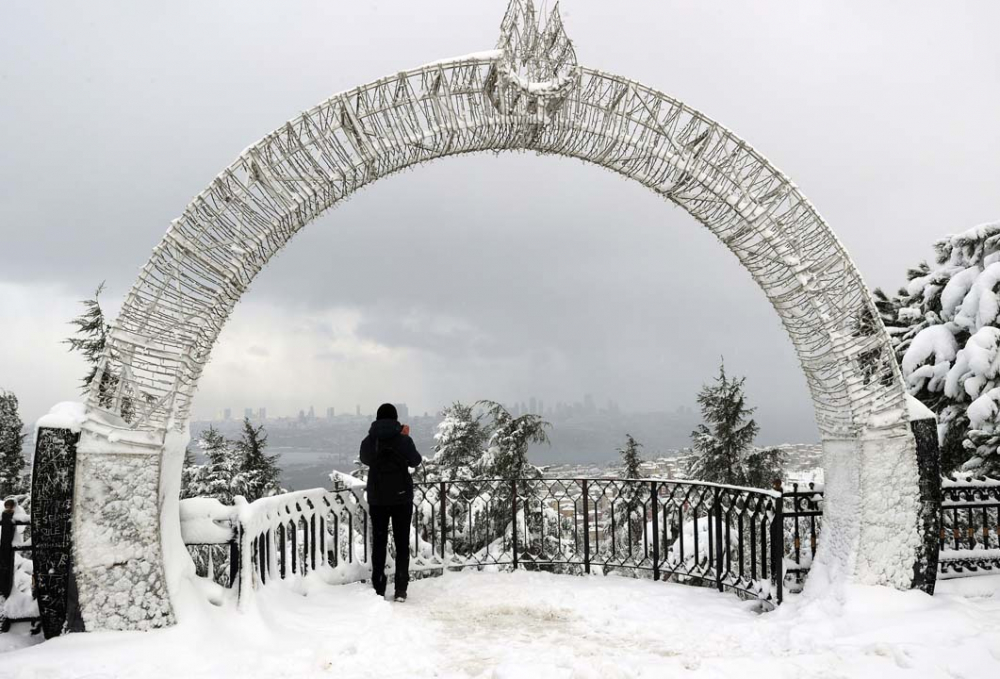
[72,428,174,631]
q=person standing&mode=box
[359,403,421,601]
[1,499,16,599]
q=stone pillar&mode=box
[908,396,941,594]
[31,427,83,638]
[71,425,174,630]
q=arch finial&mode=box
[496,0,578,95]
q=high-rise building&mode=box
[326,407,335,419]
[244,408,253,419]
[356,404,361,417]
[393,403,409,421]
[538,399,544,417]
[529,397,537,415]
[223,408,232,421]
[308,405,315,420]
[584,394,595,414]
[259,407,267,421]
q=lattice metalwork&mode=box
[88,0,909,444]
[241,477,783,604]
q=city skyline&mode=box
[198,392,682,424]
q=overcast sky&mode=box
[1,0,998,444]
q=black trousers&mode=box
[370,502,413,595]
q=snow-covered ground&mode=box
[2,570,999,678]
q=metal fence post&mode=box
[258,533,266,585]
[511,479,519,570]
[277,525,286,580]
[714,487,724,593]
[770,489,784,605]
[582,479,591,574]
[229,537,240,588]
[440,481,447,561]
[651,481,660,581]
[310,515,318,572]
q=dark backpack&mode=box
[369,437,412,504]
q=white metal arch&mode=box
[71,0,922,630]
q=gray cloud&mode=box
[1,0,998,448]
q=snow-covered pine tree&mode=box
[611,434,645,555]
[431,401,488,481]
[180,445,200,500]
[0,390,27,497]
[64,283,139,421]
[619,434,643,480]
[64,283,108,390]
[232,418,281,502]
[884,220,1000,475]
[476,400,550,479]
[187,426,239,502]
[472,401,556,563]
[742,446,785,489]
[685,361,782,487]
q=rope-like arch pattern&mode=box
[89,54,908,442]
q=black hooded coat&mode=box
[359,420,422,506]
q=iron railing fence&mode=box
[241,478,784,605]
[781,476,1000,581]
[185,543,240,588]
[938,476,1000,577]
[782,482,823,591]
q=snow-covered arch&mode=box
[68,0,926,629]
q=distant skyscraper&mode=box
[259,407,267,421]
[529,397,537,415]
[223,408,232,421]
[298,409,306,422]
[244,408,253,419]
[538,399,544,416]
[394,403,409,421]
[584,394,595,414]
[356,404,361,417]
[326,407,335,419]
[308,405,315,420]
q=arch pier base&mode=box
[70,423,175,631]
[810,406,939,597]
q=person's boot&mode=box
[393,591,407,603]
[373,574,387,597]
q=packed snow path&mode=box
[3,571,1000,678]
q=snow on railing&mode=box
[233,477,785,606]
[236,487,369,606]
[180,497,239,588]
[942,474,1000,489]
